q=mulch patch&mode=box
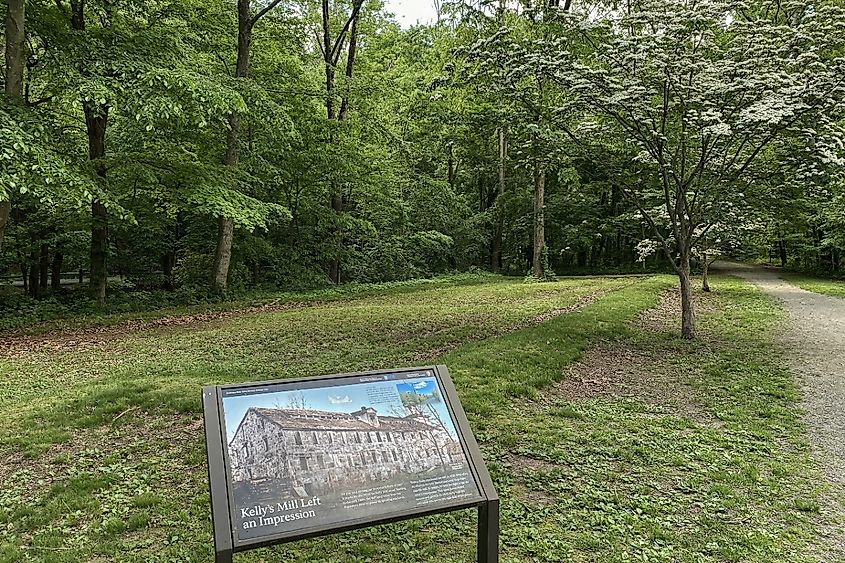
[552,286,721,426]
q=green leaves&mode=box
[183,182,290,230]
[0,104,98,211]
[128,68,246,133]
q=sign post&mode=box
[202,365,498,562]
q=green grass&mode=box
[0,274,834,562]
[780,273,845,298]
[0,272,506,335]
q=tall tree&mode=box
[491,126,507,271]
[553,0,845,338]
[321,0,365,284]
[461,1,569,279]
[60,0,111,305]
[3,0,24,100]
[531,135,546,278]
[1,0,26,250]
[211,0,286,295]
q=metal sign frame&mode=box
[202,365,499,562]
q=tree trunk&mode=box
[211,216,234,295]
[90,201,108,304]
[20,263,28,293]
[532,163,546,279]
[212,0,253,295]
[337,10,359,122]
[778,237,787,267]
[322,0,335,121]
[234,0,252,80]
[162,251,175,290]
[330,6,361,284]
[4,0,24,101]
[51,250,64,291]
[29,261,39,298]
[328,258,340,285]
[74,0,108,305]
[328,190,342,284]
[324,1,363,285]
[0,202,9,252]
[28,240,39,299]
[492,127,507,273]
[84,101,109,306]
[2,0,25,251]
[39,243,49,290]
[490,227,502,273]
[325,54,339,285]
[70,0,84,30]
[212,112,242,295]
[679,254,695,339]
[447,143,456,188]
[702,258,711,293]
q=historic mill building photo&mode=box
[228,406,467,497]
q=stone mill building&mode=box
[228,406,466,497]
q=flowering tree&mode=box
[636,203,763,291]
[458,2,573,279]
[550,0,845,338]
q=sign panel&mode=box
[203,365,498,562]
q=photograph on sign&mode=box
[220,370,482,543]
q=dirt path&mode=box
[0,287,617,361]
[716,262,845,553]
[0,300,312,359]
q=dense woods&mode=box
[2,0,844,338]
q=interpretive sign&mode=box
[202,365,499,562]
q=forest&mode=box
[2,0,845,339]
[4,2,845,560]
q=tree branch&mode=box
[27,96,55,108]
[214,51,232,77]
[621,187,682,275]
[250,0,284,28]
[330,0,364,66]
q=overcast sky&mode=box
[384,0,440,27]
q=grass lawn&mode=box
[0,274,833,562]
[779,273,845,298]
[0,273,504,335]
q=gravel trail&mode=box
[717,262,845,557]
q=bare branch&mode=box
[214,51,232,77]
[250,0,284,28]
[27,96,55,108]
[330,0,364,66]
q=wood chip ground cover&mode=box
[0,275,834,562]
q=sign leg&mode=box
[215,549,233,563]
[477,500,499,563]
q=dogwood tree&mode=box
[551,0,845,338]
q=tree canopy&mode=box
[3,0,844,337]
